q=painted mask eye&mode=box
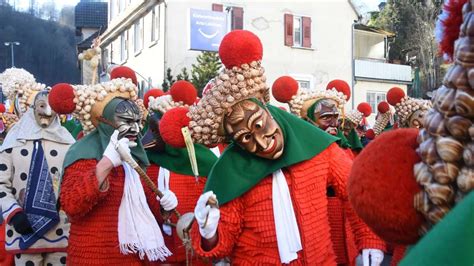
[244,133,252,141]
[255,120,263,129]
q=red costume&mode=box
[60,160,161,265]
[191,144,385,265]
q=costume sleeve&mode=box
[0,150,21,223]
[326,143,387,252]
[60,159,109,219]
[191,196,244,259]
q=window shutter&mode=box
[302,16,311,48]
[212,3,223,12]
[232,7,244,30]
[284,14,293,47]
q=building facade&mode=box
[353,24,412,124]
[99,0,412,118]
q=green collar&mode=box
[204,105,338,205]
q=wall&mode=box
[82,27,98,40]
[165,0,358,106]
[354,30,385,61]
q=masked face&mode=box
[224,100,284,160]
[33,93,57,128]
[408,109,426,129]
[114,100,141,145]
[312,99,340,135]
[141,112,166,152]
[341,121,355,137]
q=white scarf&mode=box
[118,162,172,261]
[157,167,172,236]
[272,169,302,263]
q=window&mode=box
[151,6,160,43]
[367,92,387,113]
[293,17,302,47]
[284,14,311,48]
[134,19,143,54]
[120,31,128,63]
[297,80,310,91]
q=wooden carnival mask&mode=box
[113,100,141,146]
[224,99,284,160]
[311,99,340,136]
[408,109,427,129]
[33,91,57,128]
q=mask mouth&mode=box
[325,127,338,135]
[260,135,277,155]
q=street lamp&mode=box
[4,42,20,67]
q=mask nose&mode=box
[44,105,52,116]
[254,133,268,150]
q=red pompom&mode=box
[272,76,299,103]
[170,80,197,105]
[49,83,76,114]
[159,107,190,148]
[377,101,390,114]
[76,131,84,140]
[110,66,138,86]
[387,87,406,106]
[0,104,6,113]
[438,0,468,60]
[143,88,165,109]
[365,129,375,140]
[348,129,424,245]
[357,102,372,117]
[326,79,351,100]
[219,30,263,69]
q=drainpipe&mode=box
[163,0,168,82]
[351,21,356,110]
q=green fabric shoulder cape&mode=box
[400,191,474,266]
[63,98,149,169]
[204,105,338,205]
[147,144,218,177]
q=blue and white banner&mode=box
[189,8,228,52]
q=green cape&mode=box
[147,144,218,177]
[336,129,351,149]
[63,98,149,168]
[346,128,363,151]
[400,191,474,266]
[204,105,338,205]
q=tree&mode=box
[176,67,190,81]
[191,52,221,97]
[161,68,175,92]
[371,0,443,96]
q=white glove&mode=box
[103,130,132,167]
[194,191,220,239]
[157,190,178,211]
[362,249,384,266]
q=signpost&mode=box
[189,8,228,52]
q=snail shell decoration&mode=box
[414,0,474,234]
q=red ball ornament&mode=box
[326,79,351,100]
[143,88,165,109]
[387,87,406,106]
[272,76,299,103]
[348,128,424,245]
[357,102,372,117]
[49,83,76,114]
[170,80,198,105]
[219,30,263,69]
[378,101,390,114]
[365,129,375,140]
[159,107,190,148]
[0,104,6,113]
[110,66,138,86]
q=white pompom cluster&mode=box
[395,96,433,127]
[345,110,364,126]
[373,112,391,135]
[287,88,347,118]
[148,95,189,115]
[71,78,138,133]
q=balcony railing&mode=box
[354,59,412,83]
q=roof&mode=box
[77,27,106,50]
[75,2,108,28]
[355,23,395,37]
